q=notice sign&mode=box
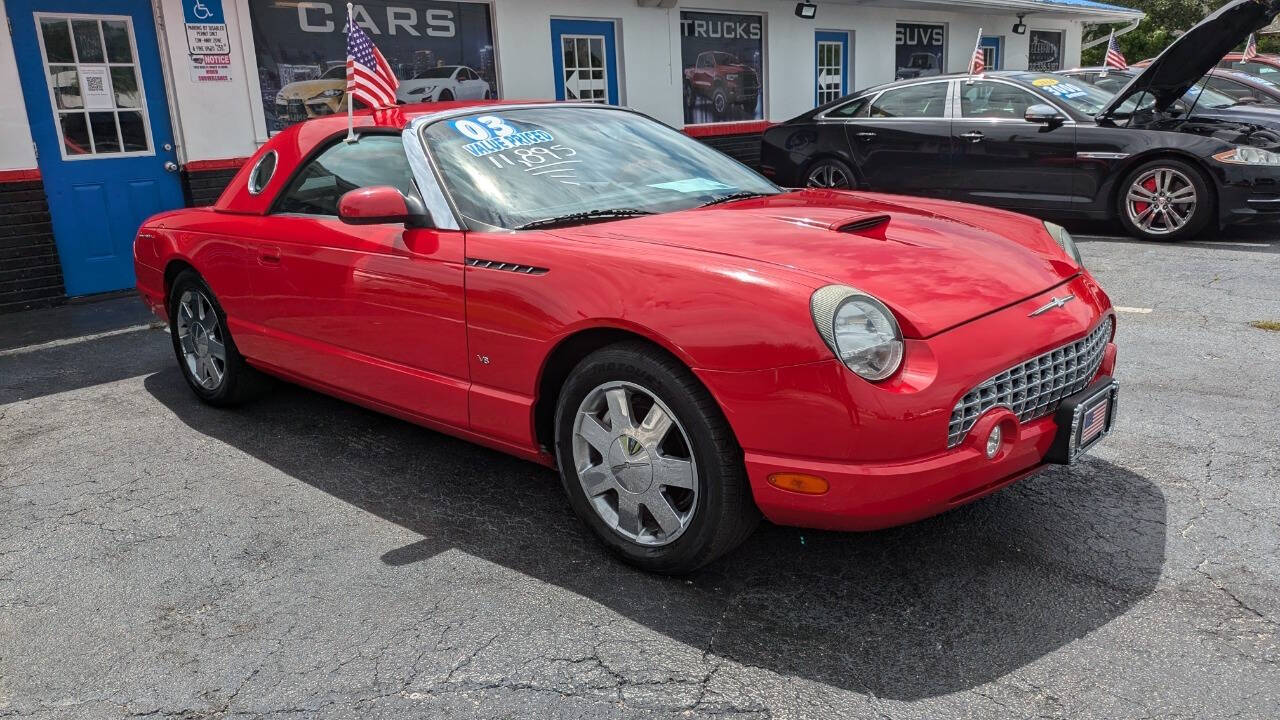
[80,66,114,109]
[182,0,230,55]
[189,54,233,83]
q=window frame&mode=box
[268,130,420,218]
[33,11,156,161]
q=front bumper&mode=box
[1216,163,1280,224]
[696,273,1117,532]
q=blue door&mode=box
[815,30,850,105]
[980,36,1003,71]
[550,19,619,105]
[8,0,184,296]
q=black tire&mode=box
[804,157,856,189]
[438,89,454,101]
[1115,157,1214,242]
[554,342,760,574]
[711,87,728,115]
[483,89,491,100]
[683,81,693,109]
[167,270,270,407]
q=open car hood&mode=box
[1100,0,1280,117]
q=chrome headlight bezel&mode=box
[810,285,904,382]
[1043,220,1083,266]
[314,88,345,99]
[1213,146,1280,165]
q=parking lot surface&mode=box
[2,229,1278,719]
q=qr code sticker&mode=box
[85,75,105,93]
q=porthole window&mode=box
[247,150,277,195]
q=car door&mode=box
[459,67,484,99]
[840,80,953,196]
[949,79,1077,211]
[243,133,469,427]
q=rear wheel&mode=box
[805,158,855,189]
[1117,158,1213,241]
[168,270,268,406]
[554,343,759,574]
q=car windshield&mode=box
[1176,80,1245,109]
[1023,74,1149,116]
[321,66,346,80]
[415,67,456,79]
[908,54,932,69]
[422,107,779,230]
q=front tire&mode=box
[438,89,454,102]
[168,270,268,406]
[1116,158,1213,241]
[711,87,728,115]
[554,343,760,574]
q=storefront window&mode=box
[1029,30,1064,72]
[895,23,945,81]
[679,10,765,125]
[247,1,499,132]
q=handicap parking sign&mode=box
[182,0,224,25]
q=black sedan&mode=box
[761,0,1280,241]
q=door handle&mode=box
[959,131,985,143]
[258,245,281,264]
[854,131,877,139]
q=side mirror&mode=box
[338,186,432,227]
[1024,104,1066,124]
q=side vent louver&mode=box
[466,258,549,275]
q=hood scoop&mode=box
[834,213,891,238]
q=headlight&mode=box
[314,88,344,99]
[1043,221,1083,265]
[275,92,285,104]
[725,73,738,80]
[1213,146,1280,165]
[810,285,904,381]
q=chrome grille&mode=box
[947,318,1112,448]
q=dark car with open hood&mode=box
[762,0,1280,241]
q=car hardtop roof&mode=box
[212,99,579,214]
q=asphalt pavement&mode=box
[1,227,1277,719]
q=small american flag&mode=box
[1081,400,1109,443]
[1243,33,1259,62]
[969,30,985,75]
[1105,31,1128,70]
[346,16,398,109]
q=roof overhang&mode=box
[817,0,1145,23]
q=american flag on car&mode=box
[1081,400,1109,443]
[346,16,398,109]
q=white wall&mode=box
[144,0,1085,163]
[0,0,39,171]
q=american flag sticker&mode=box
[1080,400,1109,444]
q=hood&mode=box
[278,79,344,100]
[558,191,1079,338]
[1101,0,1280,117]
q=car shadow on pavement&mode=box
[145,368,1167,701]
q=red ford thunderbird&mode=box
[135,101,1118,573]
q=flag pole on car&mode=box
[967,29,984,84]
[343,1,400,144]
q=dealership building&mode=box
[0,0,1142,312]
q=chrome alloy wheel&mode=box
[175,289,227,390]
[806,163,851,189]
[571,381,699,547]
[1125,167,1197,236]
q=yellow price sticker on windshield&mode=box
[1032,77,1060,87]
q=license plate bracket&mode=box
[1046,378,1118,464]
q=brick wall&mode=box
[0,177,64,314]
[183,167,241,207]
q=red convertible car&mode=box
[135,101,1118,573]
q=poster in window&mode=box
[895,23,945,81]
[247,1,498,132]
[679,11,764,125]
[1029,30,1064,71]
